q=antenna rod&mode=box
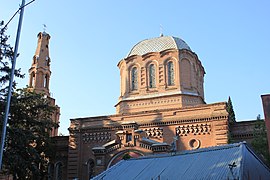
[160,24,164,37]
[0,0,26,170]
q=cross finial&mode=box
[43,24,47,32]
[160,24,164,37]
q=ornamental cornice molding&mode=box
[77,115,228,131]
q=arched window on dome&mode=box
[131,67,138,91]
[181,59,191,88]
[149,64,156,88]
[167,61,175,86]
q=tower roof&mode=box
[127,36,191,57]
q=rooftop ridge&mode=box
[120,142,246,162]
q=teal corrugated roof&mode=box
[92,142,270,180]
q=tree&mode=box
[0,21,24,97]
[122,153,131,160]
[227,96,236,123]
[0,22,57,179]
[251,114,270,165]
[0,88,57,179]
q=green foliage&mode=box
[0,24,56,179]
[122,153,131,160]
[227,96,236,123]
[0,88,57,179]
[251,114,270,165]
[0,22,24,97]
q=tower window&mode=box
[44,74,49,88]
[167,61,175,86]
[149,64,156,88]
[131,67,138,91]
[30,73,35,87]
[45,56,50,66]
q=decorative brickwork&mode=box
[176,124,211,136]
[82,132,111,143]
[144,128,163,138]
[21,33,266,180]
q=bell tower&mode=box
[28,31,60,136]
[28,32,51,96]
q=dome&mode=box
[127,36,191,57]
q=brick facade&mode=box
[27,35,267,180]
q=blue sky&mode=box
[2,0,270,135]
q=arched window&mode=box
[54,162,63,180]
[181,59,191,88]
[48,163,54,180]
[87,159,95,179]
[30,72,35,87]
[167,61,175,86]
[45,56,50,66]
[44,74,49,88]
[131,67,138,91]
[149,64,156,88]
[43,74,49,88]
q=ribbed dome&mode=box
[127,36,191,57]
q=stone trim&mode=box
[78,116,228,131]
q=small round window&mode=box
[189,139,200,149]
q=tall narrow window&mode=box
[44,74,49,88]
[55,162,63,180]
[87,159,95,179]
[181,59,191,88]
[126,133,132,142]
[30,73,35,87]
[149,64,156,88]
[48,163,54,180]
[167,61,175,86]
[131,67,138,91]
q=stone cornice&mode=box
[75,115,228,132]
[116,90,199,105]
[68,102,228,132]
[71,102,227,122]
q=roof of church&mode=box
[127,36,191,57]
[92,142,270,180]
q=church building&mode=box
[28,32,268,180]
[66,36,231,179]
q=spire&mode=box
[28,32,51,96]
